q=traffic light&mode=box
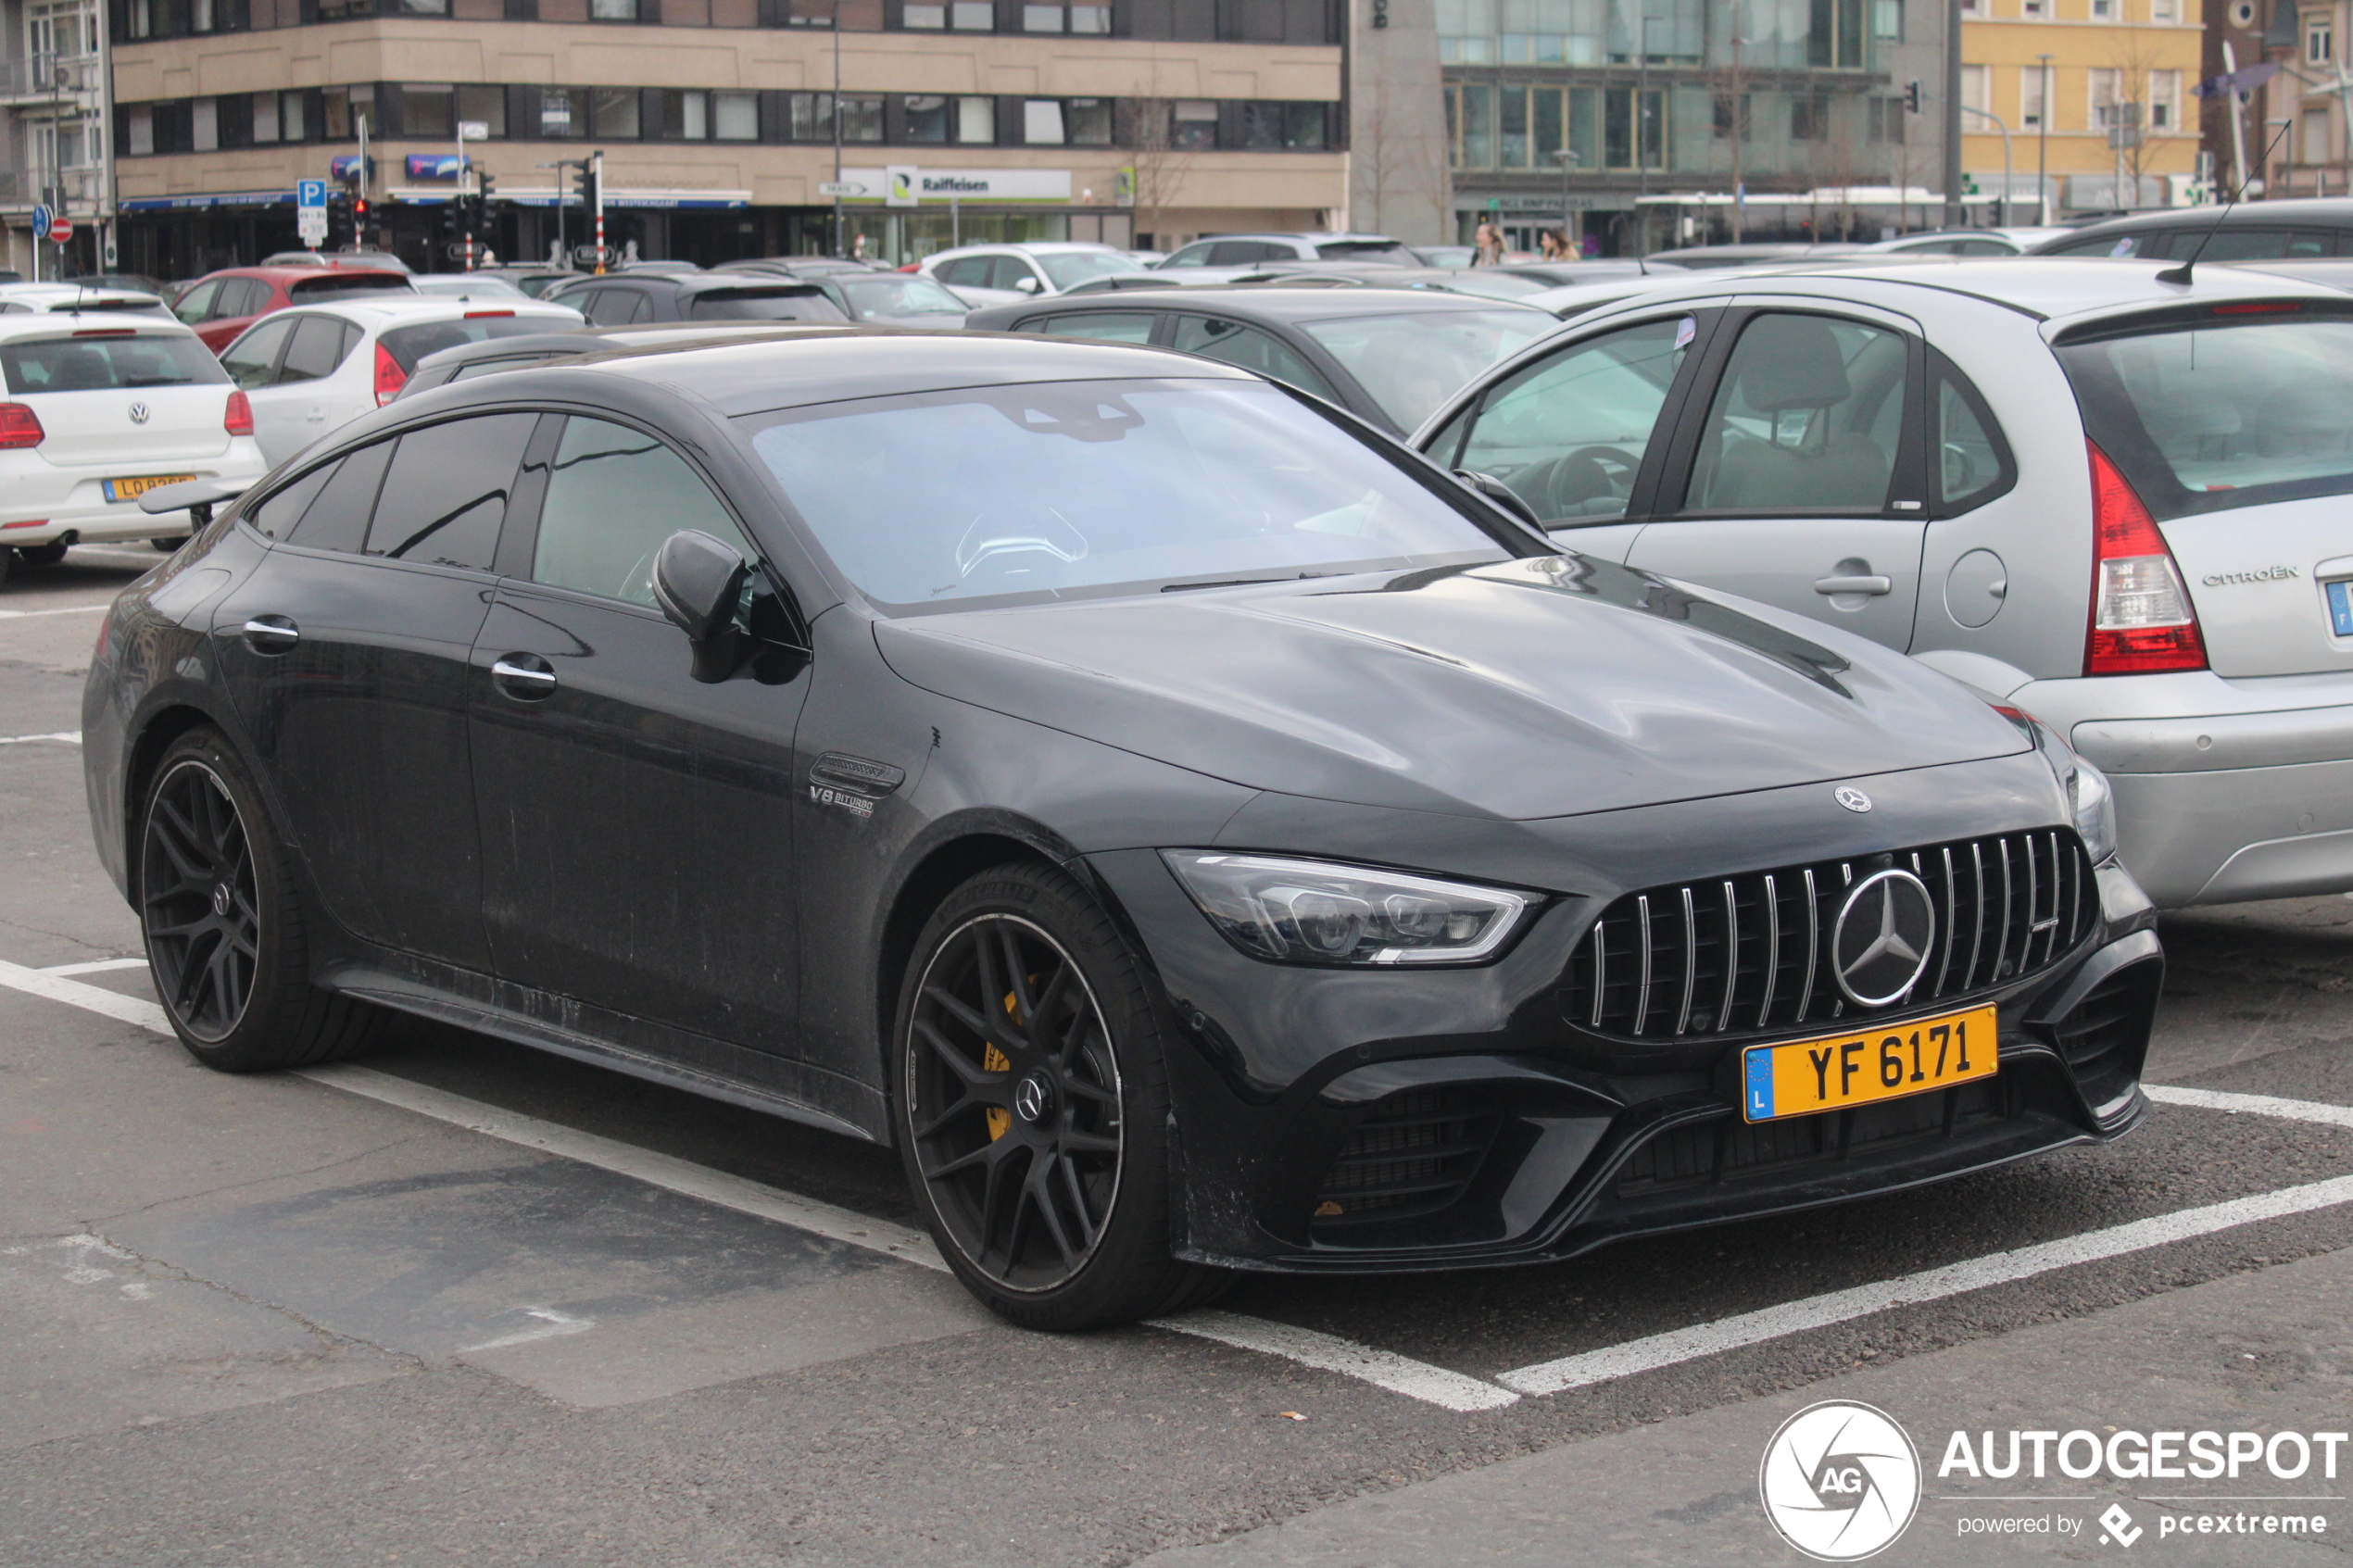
[1905,79,1921,113]
[439,198,461,247]
[573,160,598,213]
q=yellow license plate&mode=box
[104,473,196,503]
[1741,1005,1997,1123]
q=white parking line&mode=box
[37,957,149,976]
[0,956,1516,1411]
[0,603,107,620]
[2145,1083,2353,1130]
[0,732,81,746]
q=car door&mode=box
[201,278,271,352]
[1623,305,1932,649]
[468,411,812,1049]
[219,315,297,451]
[1420,307,1716,562]
[210,410,538,971]
[249,313,355,463]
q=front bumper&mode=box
[1088,753,2162,1273]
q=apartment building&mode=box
[1433,0,1950,252]
[1961,0,2203,216]
[94,0,1346,274]
[2260,0,2353,196]
[2,0,110,276]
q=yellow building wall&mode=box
[1964,0,2203,203]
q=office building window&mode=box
[905,93,949,140]
[2021,64,2045,127]
[2091,0,2111,16]
[2148,69,2178,129]
[457,83,506,137]
[2150,0,2175,19]
[2019,0,2044,17]
[1871,0,1900,36]
[956,94,995,141]
[1604,85,1663,166]
[402,82,455,139]
[539,87,587,136]
[252,88,277,141]
[714,90,756,137]
[1713,91,1751,140]
[1024,98,1064,143]
[2087,66,2117,132]
[1789,89,1830,141]
[1171,98,1216,148]
[127,103,153,153]
[280,89,306,139]
[592,86,639,135]
[1868,94,1904,142]
[591,0,638,16]
[1067,96,1113,144]
[1961,62,1987,115]
[192,95,218,150]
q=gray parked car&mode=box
[1416,257,2353,907]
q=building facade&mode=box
[1434,0,1950,252]
[2,0,111,276]
[88,0,1347,274]
[1960,0,2203,218]
[2254,0,2352,197]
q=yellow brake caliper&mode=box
[983,986,1021,1141]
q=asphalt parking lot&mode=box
[5,546,2351,1566]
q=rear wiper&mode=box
[1161,571,1333,593]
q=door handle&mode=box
[1814,574,1894,596]
[490,653,558,700]
[241,615,299,653]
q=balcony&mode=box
[0,55,103,107]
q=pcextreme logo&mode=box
[1759,1400,1923,1561]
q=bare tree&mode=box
[1127,99,1197,246]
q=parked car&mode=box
[170,265,415,352]
[0,307,267,583]
[721,264,971,326]
[966,285,1553,434]
[84,329,2159,1330]
[1866,227,2070,257]
[1642,242,1870,269]
[542,271,849,327]
[1416,257,2353,907]
[1154,232,1411,269]
[409,273,533,302]
[1485,260,1689,286]
[396,321,837,397]
[2030,199,2353,260]
[261,249,415,274]
[475,266,578,298]
[918,243,1156,302]
[218,295,585,462]
[0,283,173,317]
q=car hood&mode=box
[873,555,2032,821]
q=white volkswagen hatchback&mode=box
[0,305,266,584]
[220,295,584,464]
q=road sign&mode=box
[48,216,70,243]
[297,207,328,245]
[572,244,614,268]
[447,240,490,263]
[817,181,865,198]
[29,203,51,238]
[297,178,328,209]
[457,119,490,139]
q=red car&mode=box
[170,265,413,353]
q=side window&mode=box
[1455,315,1693,526]
[531,416,755,608]
[219,317,295,389]
[284,439,394,553]
[990,257,1039,291]
[935,257,990,287]
[1931,354,2016,515]
[2196,228,2330,260]
[214,279,265,319]
[575,289,623,326]
[1169,315,1340,402]
[1684,313,1907,514]
[244,458,339,540]
[1027,310,1157,343]
[1161,243,1216,269]
[363,413,537,571]
[170,280,220,325]
[275,315,350,384]
[1209,241,1274,265]
[627,291,658,323]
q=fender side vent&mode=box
[1311,1086,1500,1232]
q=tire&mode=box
[17,542,67,567]
[137,728,385,1072]
[892,860,1227,1330]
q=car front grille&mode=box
[1311,1087,1500,1231]
[1615,1077,2007,1193]
[1560,829,2096,1045]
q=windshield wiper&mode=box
[1161,571,1335,593]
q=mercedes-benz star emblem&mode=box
[128,402,151,424]
[1833,786,1872,813]
[1013,1073,1051,1124]
[1831,870,1937,1007]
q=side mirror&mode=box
[1013,275,1041,294]
[651,529,751,684]
[140,475,255,528]
[1453,469,1543,533]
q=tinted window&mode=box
[219,317,295,388]
[0,332,225,395]
[1027,310,1157,343]
[1169,315,1340,402]
[834,275,967,318]
[741,379,1505,611]
[276,315,351,383]
[1456,317,1691,524]
[379,315,577,372]
[1209,241,1277,265]
[2189,228,2336,261]
[2057,316,2353,519]
[1934,358,2013,513]
[935,257,992,287]
[685,288,844,321]
[286,274,413,304]
[1161,243,1219,268]
[1685,313,1906,512]
[532,417,754,606]
[218,279,271,317]
[988,257,1038,292]
[363,414,536,570]
[245,458,339,540]
[1038,253,1145,290]
[2048,232,2160,258]
[170,280,220,324]
[1299,308,1553,432]
[285,440,394,552]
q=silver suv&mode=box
[1416,257,2353,907]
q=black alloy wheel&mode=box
[895,862,1228,1329]
[908,913,1124,1290]
[142,758,260,1042]
[136,729,385,1071]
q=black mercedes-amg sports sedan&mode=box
[84,330,2161,1329]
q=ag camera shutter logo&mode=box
[1760,1400,1922,1561]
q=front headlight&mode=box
[1998,703,2118,864]
[1161,851,1533,966]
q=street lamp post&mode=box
[1635,13,1657,257]
[832,0,845,257]
[1552,146,1581,253]
[1960,105,2012,225]
[2035,52,2052,223]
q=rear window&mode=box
[1,332,226,395]
[2057,313,2353,518]
[1300,308,1553,432]
[686,288,848,322]
[287,274,415,303]
[1315,241,1408,261]
[380,315,581,372]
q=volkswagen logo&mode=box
[1833,786,1872,813]
[1013,1073,1051,1124]
[1831,870,1937,1007]
[128,402,151,425]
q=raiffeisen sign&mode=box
[841,168,1076,206]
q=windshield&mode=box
[837,276,968,318]
[1302,309,1552,432]
[2056,315,2353,518]
[2,332,225,394]
[380,316,581,371]
[288,274,413,302]
[1039,253,1150,290]
[739,378,1506,612]
[687,289,848,322]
